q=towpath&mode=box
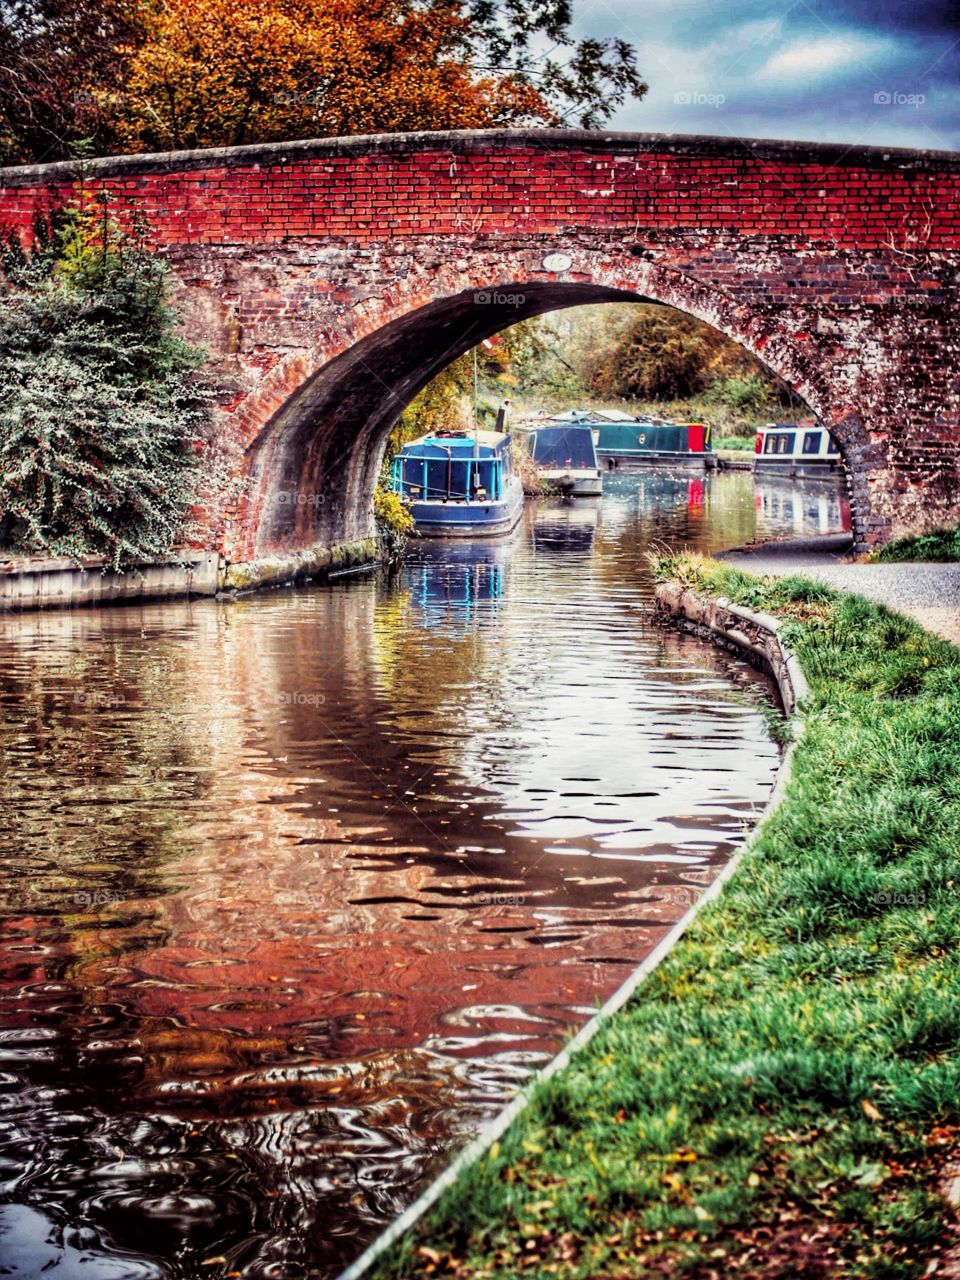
[720,534,960,645]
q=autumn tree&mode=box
[584,305,769,402]
[1,0,646,159]
[0,0,138,163]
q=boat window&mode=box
[764,433,793,454]
[802,431,821,455]
[400,456,424,493]
[827,435,840,454]
[471,458,496,499]
[421,458,471,500]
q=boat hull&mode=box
[540,468,603,496]
[409,483,525,538]
[754,458,845,480]
[598,451,709,470]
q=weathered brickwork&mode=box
[2,129,958,562]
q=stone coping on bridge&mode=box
[2,126,959,186]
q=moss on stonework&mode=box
[219,537,380,593]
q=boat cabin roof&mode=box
[399,431,510,459]
[761,420,820,431]
[545,408,651,425]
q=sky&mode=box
[569,0,960,152]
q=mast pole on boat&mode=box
[472,346,480,501]
[473,346,480,455]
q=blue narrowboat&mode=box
[526,408,712,468]
[515,422,603,496]
[390,430,525,537]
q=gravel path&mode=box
[720,534,960,645]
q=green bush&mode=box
[871,525,960,563]
[0,188,220,570]
[708,372,771,412]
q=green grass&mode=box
[372,554,960,1280]
[713,434,756,453]
[870,525,960,563]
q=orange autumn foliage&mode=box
[113,0,557,152]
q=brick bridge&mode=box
[2,129,958,582]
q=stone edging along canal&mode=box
[0,538,380,610]
[335,581,808,1280]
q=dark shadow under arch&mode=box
[239,273,855,559]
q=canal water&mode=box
[0,472,848,1279]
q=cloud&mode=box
[566,0,960,149]
[754,33,899,82]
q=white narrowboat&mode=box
[754,422,844,478]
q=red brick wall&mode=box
[2,136,957,251]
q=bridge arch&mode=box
[233,248,855,565]
[2,128,956,578]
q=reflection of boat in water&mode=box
[515,423,603,496]
[409,534,518,565]
[390,430,524,537]
[754,421,844,478]
[405,535,518,623]
[754,474,852,536]
[531,497,600,555]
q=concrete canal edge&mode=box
[0,551,220,610]
[335,580,810,1280]
[0,538,381,611]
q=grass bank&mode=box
[870,524,960,563]
[372,554,960,1280]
